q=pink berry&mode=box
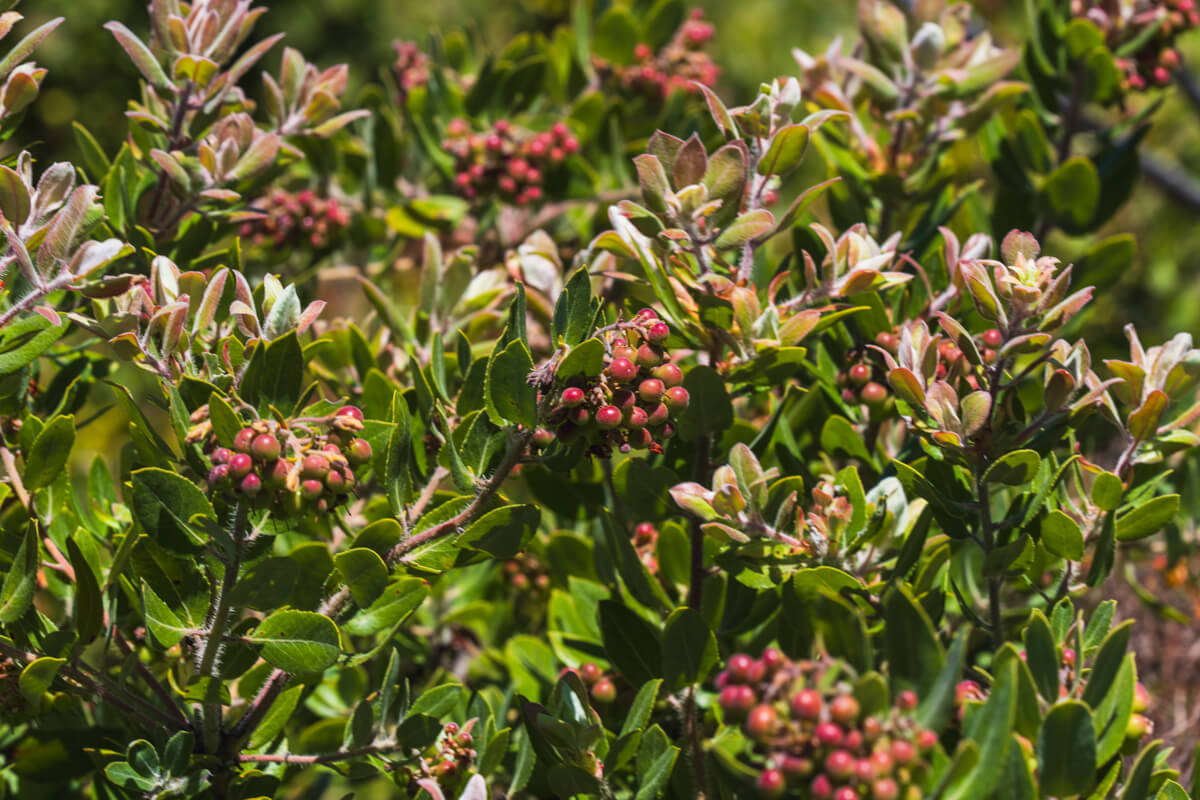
[561,387,585,407]
[591,678,616,704]
[896,689,918,710]
[552,121,569,139]
[744,704,778,741]
[211,447,232,465]
[719,685,757,719]
[653,363,684,387]
[300,479,323,500]
[347,438,372,465]
[335,405,364,421]
[638,378,665,403]
[890,740,916,766]
[233,427,256,453]
[636,343,663,367]
[825,750,854,780]
[607,357,638,382]
[239,473,262,497]
[790,689,822,720]
[872,779,899,800]
[301,454,331,480]
[811,775,834,799]
[250,434,280,461]
[596,405,623,430]
[860,382,888,406]
[756,768,786,798]
[580,663,602,684]
[834,787,859,800]
[848,363,871,386]
[815,722,844,747]
[664,386,690,412]
[229,453,253,479]
[646,321,670,344]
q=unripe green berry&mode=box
[250,434,280,461]
[347,438,372,465]
[636,343,663,367]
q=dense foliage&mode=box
[1,0,1199,798]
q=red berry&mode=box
[580,663,603,684]
[870,750,894,776]
[727,653,755,682]
[834,787,860,800]
[347,438,372,465]
[844,730,863,751]
[625,406,648,429]
[854,759,877,782]
[300,479,323,500]
[301,454,331,480]
[860,382,888,406]
[811,775,834,799]
[790,689,823,720]
[552,121,569,139]
[848,363,871,386]
[638,378,665,403]
[916,729,938,752]
[591,678,616,704]
[890,740,916,766]
[863,716,882,741]
[325,469,347,493]
[250,434,280,461]
[896,689,918,710]
[756,768,786,798]
[780,755,813,779]
[211,447,232,465]
[645,403,670,426]
[830,694,860,726]
[744,704,778,741]
[561,387,585,406]
[875,332,899,353]
[719,685,757,719]
[229,453,253,479]
[613,345,638,363]
[646,322,670,344]
[569,406,591,426]
[628,428,653,449]
[608,357,638,382]
[264,458,290,490]
[826,750,854,780]
[636,343,663,367]
[1133,682,1150,713]
[239,473,262,497]
[563,135,580,154]
[634,522,657,543]
[532,428,555,448]
[596,405,623,429]
[872,779,899,800]
[664,386,690,412]
[815,722,844,747]
[233,427,256,453]
[653,363,684,387]
[335,405,364,422]
[981,329,1003,349]
[208,464,231,488]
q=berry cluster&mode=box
[715,649,935,799]
[594,9,719,100]
[1071,0,1197,90]
[399,720,478,794]
[633,522,659,573]
[501,552,550,595]
[442,118,578,205]
[575,662,620,706]
[531,310,690,457]
[238,188,350,250]
[190,406,371,516]
[391,39,430,99]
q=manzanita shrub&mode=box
[2,0,1200,798]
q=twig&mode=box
[237,743,400,764]
[405,466,450,531]
[0,273,76,329]
[0,446,31,509]
[197,503,249,752]
[112,627,189,725]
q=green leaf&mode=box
[1091,471,1123,512]
[253,610,341,674]
[0,315,69,375]
[67,537,102,643]
[1042,156,1100,228]
[1115,495,1179,542]
[599,600,662,686]
[22,414,74,490]
[714,209,774,249]
[1040,510,1084,560]
[240,332,304,413]
[757,123,810,176]
[1081,621,1132,709]
[634,744,679,800]
[18,657,65,710]
[129,468,215,552]
[333,548,388,608]
[485,338,536,428]
[141,580,198,648]
[594,7,638,64]
[1023,610,1059,701]
[1119,740,1161,800]
[1037,701,1096,797]
[661,607,718,691]
[249,685,303,749]
[620,679,662,737]
[105,21,174,90]
[946,659,1017,800]
[884,584,944,698]
[676,365,733,441]
[460,504,540,558]
[820,415,874,465]
[0,524,37,623]
[343,577,428,636]
[983,449,1040,486]
[556,337,604,381]
[228,557,299,611]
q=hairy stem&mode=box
[197,503,248,752]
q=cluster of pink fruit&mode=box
[238,188,350,250]
[632,521,660,574]
[442,118,578,205]
[1071,0,1197,89]
[391,39,430,98]
[200,406,371,516]
[532,310,690,457]
[715,649,936,799]
[400,720,477,795]
[595,9,720,100]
